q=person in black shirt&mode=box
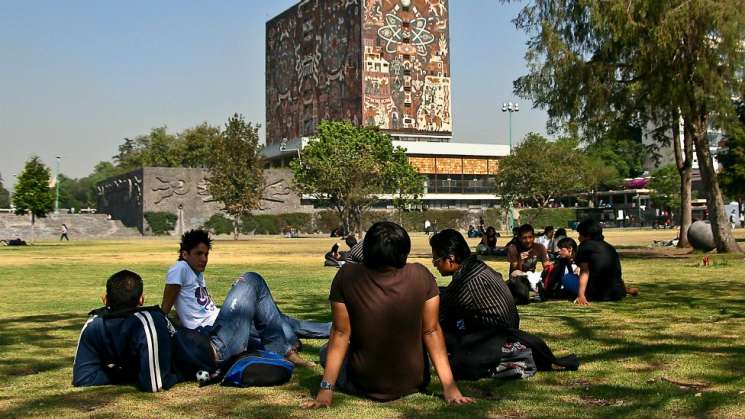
[573,220,638,305]
[431,229,519,332]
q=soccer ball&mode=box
[196,370,211,383]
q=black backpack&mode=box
[508,275,532,305]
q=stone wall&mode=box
[0,214,140,240]
[98,167,314,235]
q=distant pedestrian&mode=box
[424,219,432,236]
[60,224,70,241]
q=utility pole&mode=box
[501,102,519,231]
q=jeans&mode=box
[206,272,331,365]
[561,273,580,296]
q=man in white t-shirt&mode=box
[161,230,330,366]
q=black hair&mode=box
[430,229,471,264]
[106,270,143,310]
[556,237,577,254]
[363,221,410,270]
[543,226,555,235]
[345,235,358,249]
[577,219,604,240]
[484,226,498,247]
[512,226,519,236]
[555,228,567,238]
[518,224,535,236]
[179,229,212,260]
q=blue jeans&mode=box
[561,273,580,296]
[206,272,331,365]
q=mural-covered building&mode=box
[266,0,452,144]
[265,0,508,210]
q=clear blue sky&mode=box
[0,0,547,188]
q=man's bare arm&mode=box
[161,284,181,314]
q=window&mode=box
[403,54,411,60]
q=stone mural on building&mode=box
[98,168,312,235]
[266,0,451,145]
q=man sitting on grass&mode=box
[73,270,216,392]
[160,229,330,366]
[571,219,639,305]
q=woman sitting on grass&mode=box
[304,222,473,408]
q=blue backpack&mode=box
[221,350,294,387]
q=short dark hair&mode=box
[543,226,554,235]
[106,270,143,310]
[363,221,410,270]
[179,229,212,260]
[577,219,604,240]
[345,235,358,249]
[555,228,567,238]
[430,229,471,264]
[518,224,535,236]
[557,237,577,254]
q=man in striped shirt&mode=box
[430,229,519,332]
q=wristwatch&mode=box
[319,380,335,391]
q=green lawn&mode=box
[2,230,745,418]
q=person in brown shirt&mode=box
[507,224,551,277]
[304,222,473,408]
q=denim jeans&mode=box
[207,272,331,365]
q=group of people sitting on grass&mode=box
[74,219,634,407]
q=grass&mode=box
[1,229,745,418]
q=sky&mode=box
[0,0,548,189]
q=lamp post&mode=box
[55,155,61,215]
[501,102,519,230]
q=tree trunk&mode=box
[673,117,692,248]
[689,120,742,253]
[31,213,35,243]
[233,218,239,240]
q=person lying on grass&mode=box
[572,219,639,306]
[160,229,330,367]
[73,270,216,392]
[304,222,473,408]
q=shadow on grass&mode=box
[0,313,85,377]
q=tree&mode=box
[719,101,745,205]
[583,157,621,206]
[495,133,590,208]
[206,114,264,239]
[510,0,744,253]
[175,123,220,168]
[0,173,10,208]
[391,156,425,224]
[649,165,681,216]
[13,156,54,241]
[290,121,424,235]
[585,132,647,179]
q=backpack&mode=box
[221,350,294,387]
[508,275,532,305]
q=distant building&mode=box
[264,0,508,210]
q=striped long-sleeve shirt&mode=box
[440,256,520,331]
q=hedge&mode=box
[198,209,512,236]
[144,211,178,235]
[518,208,577,230]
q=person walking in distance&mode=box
[60,224,70,241]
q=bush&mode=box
[144,211,178,235]
[276,213,314,233]
[316,211,341,234]
[518,208,577,229]
[240,215,280,235]
[203,213,234,235]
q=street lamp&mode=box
[501,102,519,151]
[501,102,519,230]
[55,155,61,215]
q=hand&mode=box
[302,389,333,409]
[574,294,590,306]
[443,385,475,405]
[520,251,529,260]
